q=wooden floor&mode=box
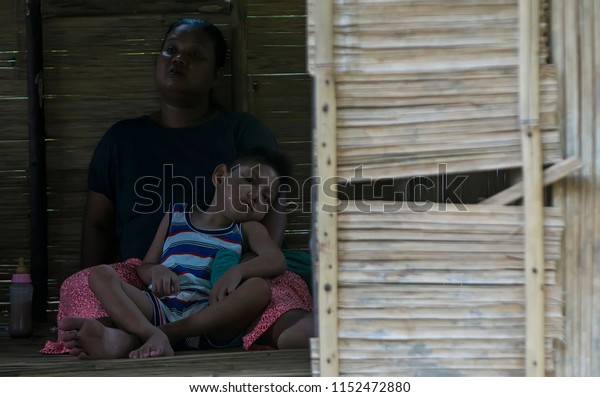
[0,323,312,377]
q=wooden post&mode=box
[25,0,48,322]
[313,0,339,377]
[519,0,545,376]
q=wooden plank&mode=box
[549,0,566,377]
[578,0,596,376]
[312,0,338,377]
[519,0,545,376]
[593,0,600,377]
[0,331,310,377]
[482,157,582,205]
[41,0,230,17]
[247,0,306,17]
[561,0,582,377]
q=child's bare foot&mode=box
[128,329,174,358]
[59,317,141,359]
[277,313,314,349]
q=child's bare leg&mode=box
[154,277,271,349]
[276,311,314,349]
[59,317,141,359]
[89,264,173,358]
[257,309,314,349]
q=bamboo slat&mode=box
[549,0,566,376]
[519,0,545,376]
[482,157,582,205]
[248,0,309,17]
[561,0,583,376]
[577,0,596,377]
[41,0,229,17]
[593,0,600,376]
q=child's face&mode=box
[221,161,280,223]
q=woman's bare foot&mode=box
[277,313,314,349]
[59,317,141,359]
[128,329,174,358]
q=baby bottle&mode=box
[9,257,34,338]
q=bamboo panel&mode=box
[573,0,597,377]
[307,0,560,180]
[335,285,562,376]
[41,0,230,17]
[0,1,29,312]
[313,202,565,376]
[0,0,26,80]
[335,67,560,179]
[248,75,312,142]
[551,0,600,377]
[247,0,306,17]
[246,0,306,75]
[0,82,28,141]
[42,14,231,79]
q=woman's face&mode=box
[155,24,222,107]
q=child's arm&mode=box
[210,221,285,303]
[136,212,180,297]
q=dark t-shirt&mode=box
[88,111,278,260]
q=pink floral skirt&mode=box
[40,258,144,354]
[242,270,313,350]
[40,261,312,354]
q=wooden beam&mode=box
[312,0,339,377]
[519,0,545,376]
[481,157,582,205]
[25,0,48,322]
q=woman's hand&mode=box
[209,266,243,305]
[150,265,180,297]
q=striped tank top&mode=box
[152,203,243,320]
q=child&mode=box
[59,149,307,358]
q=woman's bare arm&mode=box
[81,191,118,268]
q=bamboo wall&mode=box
[552,0,600,377]
[309,0,568,376]
[0,1,29,319]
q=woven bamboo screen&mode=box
[309,0,564,376]
[0,0,28,319]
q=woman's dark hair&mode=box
[163,18,228,70]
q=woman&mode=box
[42,18,312,355]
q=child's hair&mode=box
[230,147,293,190]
